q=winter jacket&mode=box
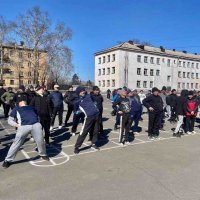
[129,96,142,112]
[175,96,187,116]
[113,97,131,114]
[63,91,77,107]
[49,91,63,108]
[30,94,53,118]
[1,91,15,105]
[168,94,177,107]
[73,94,99,118]
[13,92,30,106]
[143,94,163,113]
[90,92,104,113]
[185,97,198,116]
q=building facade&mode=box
[95,41,200,92]
[0,43,47,88]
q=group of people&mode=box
[1,82,199,168]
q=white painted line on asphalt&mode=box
[134,138,146,143]
[110,140,122,146]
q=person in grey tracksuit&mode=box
[2,100,49,168]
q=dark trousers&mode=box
[185,116,195,132]
[115,113,120,126]
[4,104,11,118]
[40,117,51,144]
[51,107,63,126]
[71,113,85,132]
[0,100,6,117]
[65,105,73,124]
[75,115,99,149]
[159,110,165,128]
[119,114,132,143]
[107,93,110,99]
[148,112,161,137]
[131,111,141,132]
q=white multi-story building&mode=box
[95,41,200,92]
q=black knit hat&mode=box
[92,86,100,91]
[75,86,85,95]
[162,86,167,91]
[152,87,159,93]
[188,91,194,96]
[19,85,25,91]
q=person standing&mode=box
[138,90,146,114]
[107,89,111,99]
[1,87,15,118]
[159,86,167,130]
[74,86,100,154]
[2,100,49,168]
[13,85,30,106]
[30,86,53,146]
[168,89,177,123]
[49,84,64,130]
[143,87,163,140]
[0,83,6,115]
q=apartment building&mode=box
[95,41,200,92]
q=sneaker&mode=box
[74,148,79,154]
[50,126,53,131]
[133,132,139,135]
[40,156,50,161]
[114,125,118,130]
[91,144,100,151]
[124,141,130,145]
[2,160,11,168]
[173,132,177,137]
[148,136,154,141]
[192,131,196,134]
[29,137,35,142]
[119,142,124,146]
[58,126,62,129]
[187,131,192,135]
[155,137,161,140]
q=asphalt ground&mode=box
[1,96,200,200]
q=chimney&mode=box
[20,41,24,46]
[128,40,133,45]
[160,46,165,52]
[183,50,187,54]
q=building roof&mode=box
[95,41,200,61]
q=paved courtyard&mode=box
[1,96,200,200]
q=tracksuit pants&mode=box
[75,115,99,149]
[65,105,73,125]
[185,116,196,132]
[5,123,46,162]
[119,113,132,143]
[174,115,184,133]
[51,106,63,126]
[148,112,161,137]
[131,111,141,132]
[40,117,51,144]
[71,113,85,132]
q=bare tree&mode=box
[14,7,73,85]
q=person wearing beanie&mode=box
[73,86,100,154]
[1,87,15,118]
[143,87,163,140]
[49,84,64,130]
[63,85,77,126]
[13,85,30,106]
[26,85,36,102]
[184,90,198,134]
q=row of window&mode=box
[137,68,160,76]
[98,54,116,64]
[137,55,200,68]
[178,71,199,79]
[98,80,115,87]
[5,79,32,85]
[178,82,199,89]
[8,71,39,77]
[98,67,115,76]
[136,81,154,88]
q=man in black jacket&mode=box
[13,85,30,106]
[30,86,53,145]
[0,83,6,115]
[143,87,163,140]
[168,89,177,123]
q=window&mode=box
[19,80,23,85]
[28,62,31,67]
[156,70,160,76]
[98,57,101,64]
[191,73,194,79]
[150,81,153,88]
[144,68,148,76]
[183,62,186,67]
[182,83,185,89]
[157,58,160,65]
[107,55,110,62]
[28,80,31,84]
[137,55,141,62]
[137,81,141,88]
[196,73,199,79]
[28,71,32,77]
[19,62,23,68]
[167,76,171,82]
[98,69,101,76]
[20,71,23,77]
[191,83,194,89]
[107,68,110,75]
[137,68,141,75]
[178,71,181,78]
[191,63,194,68]
[196,83,198,89]
[107,80,110,87]
[28,53,31,58]
[162,58,165,63]
[187,72,190,78]
[187,62,190,68]
[103,56,105,63]
[144,56,148,63]
[187,83,189,89]
[102,68,105,75]
[150,69,154,76]
[10,80,14,85]
[196,63,199,69]
[19,51,22,58]
[183,72,186,78]
[143,81,147,88]
[112,67,115,74]
[174,60,176,64]
[178,82,181,89]
[112,54,115,62]
[112,79,115,87]
[99,81,101,87]
[10,50,14,56]
[179,61,182,67]
[102,80,105,87]
[167,59,170,67]
[150,57,154,64]
[10,71,14,76]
